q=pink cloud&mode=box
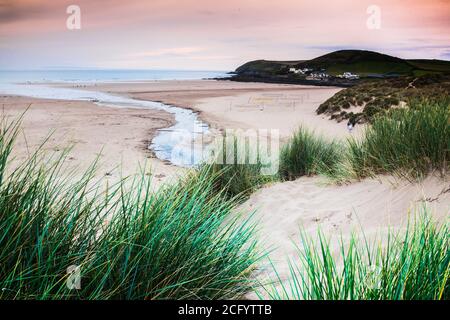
[0,0,449,69]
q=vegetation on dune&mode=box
[283,98,449,181]
[347,98,449,180]
[279,127,343,180]
[317,73,450,123]
[201,158,270,200]
[0,119,259,300]
[260,212,449,300]
[200,136,276,200]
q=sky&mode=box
[0,0,449,71]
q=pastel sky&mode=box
[1,0,449,70]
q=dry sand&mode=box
[238,174,449,298]
[86,79,356,140]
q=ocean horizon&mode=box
[0,69,230,84]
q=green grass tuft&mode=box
[347,98,449,180]
[200,135,276,200]
[260,211,449,300]
[279,127,343,180]
[282,99,449,182]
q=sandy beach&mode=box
[0,95,182,187]
[75,80,357,140]
[2,80,348,187]
[3,80,448,296]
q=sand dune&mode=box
[238,174,449,298]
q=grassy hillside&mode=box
[294,50,415,76]
[235,59,302,75]
[233,50,450,80]
[408,59,450,73]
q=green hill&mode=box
[294,50,414,76]
[407,59,450,75]
[235,59,303,75]
[233,50,450,80]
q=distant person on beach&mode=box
[347,119,355,133]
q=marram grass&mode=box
[259,212,449,300]
[200,135,276,200]
[279,127,343,180]
[346,98,449,180]
[0,118,259,300]
[280,98,449,182]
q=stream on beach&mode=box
[0,82,210,167]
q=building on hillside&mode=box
[338,72,360,80]
[289,68,304,74]
[306,72,330,80]
[289,67,313,75]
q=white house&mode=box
[307,72,330,80]
[289,68,305,74]
[339,72,360,80]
